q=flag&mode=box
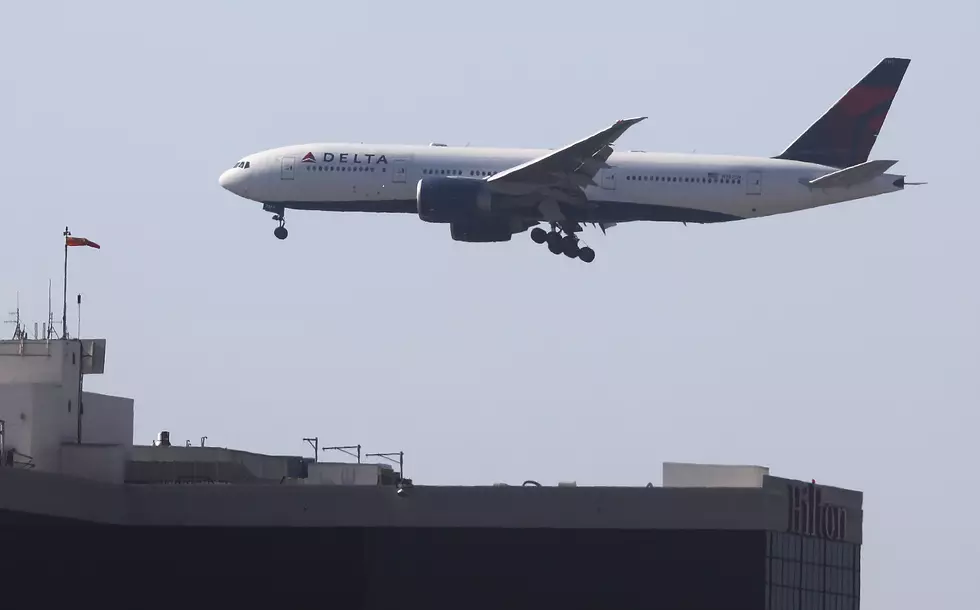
[66,236,100,249]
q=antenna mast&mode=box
[62,226,70,340]
[6,293,24,340]
[47,279,55,340]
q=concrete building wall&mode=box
[0,451,863,544]
[1,339,133,481]
[27,383,76,471]
[663,462,770,488]
[124,484,782,529]
[0,465,126,524]
[305,462,389,486]
[61,444,127,484]
[0,339,81,386]
[130,445,305,480]
[0,384,77,470]
[0,384,36,460]
[80,391,133,449]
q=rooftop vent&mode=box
[154,430,171,447]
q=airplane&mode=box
[218,57,919,264]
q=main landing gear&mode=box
[529,224,595,263]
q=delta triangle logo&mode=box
[301,152,316,163]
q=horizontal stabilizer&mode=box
[805,159,898,189]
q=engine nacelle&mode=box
[417,176,497,223]
[449,219,513,243]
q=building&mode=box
[0,337,862,609]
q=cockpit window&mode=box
[232,161,251,169]
[244,161,250,168]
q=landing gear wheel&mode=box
[530,227,548,244]
[546,232,563,254]
[561,235,580,258]
[271,210,288,240]
[578,247,595,263]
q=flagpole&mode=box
[62,226,69,339]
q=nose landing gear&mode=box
[273,216,288,240]
[529,225,595,263]
[264,204,288,240]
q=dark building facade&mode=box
[767,530,861,610]
[0,463,862,609]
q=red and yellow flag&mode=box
[66,236,100,249]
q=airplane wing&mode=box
[486,117,647,204]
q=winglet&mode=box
[603,117,648,147]
[617,117,648,124]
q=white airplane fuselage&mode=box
[219,143,905,225]
[218,58,913,260]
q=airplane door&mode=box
[746,171,761,195]
[392,160,407,183]
[281,156,295,180]
[600,169,616,190]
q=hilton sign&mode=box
[787,482,848,541]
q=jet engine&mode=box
[449,219,513,242]
[416,176,500,223]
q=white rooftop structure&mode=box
[0,337,398,486]
[0,336,132,482]
[662,462,770,488]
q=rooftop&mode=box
[0,337,862,539]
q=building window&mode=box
[767,531,860,609]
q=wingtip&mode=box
[616,116,648,125]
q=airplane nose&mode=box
[219,168,248,197]
[218,169,233,190]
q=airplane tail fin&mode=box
[775,57,910,168]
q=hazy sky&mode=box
[2,0,977,605]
